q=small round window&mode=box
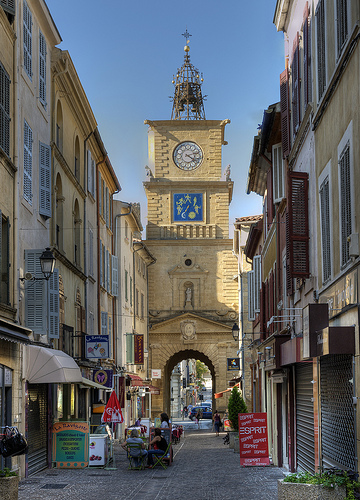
[185,259,192,267]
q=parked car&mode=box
[189,406,212,420]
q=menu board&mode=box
[239,412,270,466]
[52,421,89,468]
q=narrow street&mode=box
[18,428,284,500]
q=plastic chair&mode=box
[126,443,146,470]
[152,441,171,470]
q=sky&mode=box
[45,0,285,233]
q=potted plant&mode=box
[278,470,359,500]
[227,385,247,450]
[0,467,19,500]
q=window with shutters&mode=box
[291,33,301,137]
[112,255,118,296]
[141,293,144,320]
[87,150,95,197]
[56,100,63,151]
[1,0,15,21]
[23,120,32,203]
[319,170,332,283]
[272,143,285,203]
[135,289,139,317]
[253,255,262,313]
[286,171,310,293]
[49,269,59,339]
[88,310,94,336]
[130,276,133,307]
[74,199,81,266]
[303,3,312,109]
[105,187,109,227]
[316,0,326,101]
[101,311,108,335]
[98,171,102,215]
[39,30,46,107]
[74,136,80,182]
[336,0,348,58]
[126,333,134,364]
[247,270,255,321]
[280,68,291,158]
[0,63,10,157]
[89,226,94,277]
[0,211,10,305]
[339,141,352,268]
[39,142,51,218]
[23,0,32,79]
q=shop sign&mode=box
[239,412,270,466]
[85,335,109,359]
[151,369,161,379]
[118,377,125,408]
[320,269,357,318]
[93,369,113,388]
[52,421,89,468]
[227,358,240,371]
[134,334,144,364]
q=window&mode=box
[39,30,46,107]
[253,255,262,313]
[101,311,107,335]
[74,199,81,266]
[141,293,144,320]
[56,101,63,151]
[87,150,95,197]
[0,211,10,305]
[105,187,109,226]
[74,136,80,181]
[303,3,312,108]
[23,0,32,79]
[339,141,351,267]
[39,142,51,218]
[247,270,255,321]
[1,0,15,19]
[316,0,326,101]
[126,333,134,364]
[89,227,94,277]
[291,33,301,136]
[280,68,291,158]
[0,63,10,156]
[23,120,32,203]
[112,255,118,296]
[135,289,139,317]
[125,269,128,301]
[130,276,133,307]
[98,172,102,214]
[319,174,331,282]
[272,144,285,203]
[336,0,348,57]
[49,269,59,339]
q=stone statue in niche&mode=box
[184,286,193,310]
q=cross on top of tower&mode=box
[182,29,192,43]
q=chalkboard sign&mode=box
[52,421,89,468]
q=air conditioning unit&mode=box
[348,233,359,257]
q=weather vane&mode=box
[182,29,192,43]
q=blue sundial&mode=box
[173,193,203,222]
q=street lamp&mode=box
[232,323,240,341]
[20,247,56,281]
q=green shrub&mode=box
[227,385,247,432]
[283,471,360,499]
[0,467,18,477]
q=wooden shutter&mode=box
[340,143,351,267]
[23,0,32,79]
[25,249,46,335]
[291,33,301,136]
[0,0,15,16]
[112,255,118,296]
[336,0,348,56]
[253,255,262,313]
[320,177,331,282]
[0,63,10,156]
[49,269,59,338]
[287,171,310,280]
[39,31,46,106]
[269,271,275,334]
[24,120,32,203]
[39,142,51,218]
[280,68,291,158]
[316,0,326,100]
[107,249,110,292]
[126,333,134,364]
[259,284,266,339]
[303,2,312,108]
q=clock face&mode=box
[173,141,203,170]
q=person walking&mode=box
[195,410,201,429]
[213,410,221,437]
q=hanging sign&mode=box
[151,369,161,379]
[134,334,144,364]
[239,412,270,466]
[227,358,240,371]
[52,421,89,468]
[85,335,109,359]
[93,369,113,388]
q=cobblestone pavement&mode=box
[18,429,285,500]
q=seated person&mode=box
[121,429,147,467]
[147,428,168,468]
[160,412,170,428]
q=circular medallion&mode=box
[173,141,203,170]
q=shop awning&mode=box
[26,345,83,384]
[0,319,31,345]
[128,374,144,386]
[214,382,240,399]
[80,377,111,391]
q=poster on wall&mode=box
[52,421,89,468]
[239,412,270,466]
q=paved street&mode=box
[18,428,284,500]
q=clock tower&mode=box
[144,35,239,417]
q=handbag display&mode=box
[0,426,28,458]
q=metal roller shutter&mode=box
[296,363,315,473]
[320,354,355,470]
[28,384,48,475]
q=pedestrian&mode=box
[183,406,188,418]
[195,410,201,429]
[160,412,170,428]
[213,410,221,436]
[134,416,141,427]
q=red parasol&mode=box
[101,391,124,423]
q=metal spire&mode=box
[171,31,206,120]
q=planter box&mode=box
[278,479,346,500]
[233,436,239,454]
[228,431,238,449]
[0,475,19,500]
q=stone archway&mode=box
[148,312,237,419]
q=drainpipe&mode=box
[83,131,94,338]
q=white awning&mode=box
[26,345,83,384]
[80,377,111,391]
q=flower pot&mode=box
[0,475,19,500]
[278,479,346,500]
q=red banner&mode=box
[118,376,125,408]
[239,412,270,466]
[134,334,144,364]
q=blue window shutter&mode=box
[25,249,46,335]
[101,311,107,335]
[49,268,59,338]
[24,120,33,203]
[23,0,32,79]
[39,30,46,107]
[39,142,51,218]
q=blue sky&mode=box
[46,0,284,232]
